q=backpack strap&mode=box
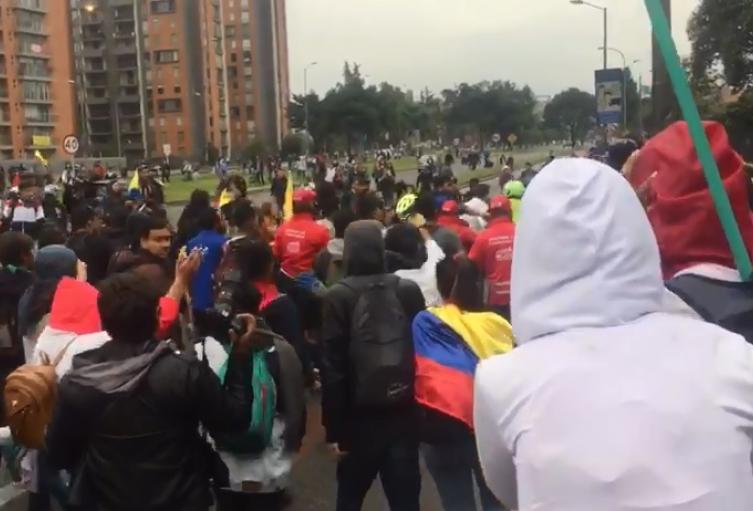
[665,274,720,322]
[50,338,78,368]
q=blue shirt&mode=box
[186,230,227,311]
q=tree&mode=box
[280,133,306,159]
[442,81,537,145]
[689,0,753,91]
[544,88,596,146]
[241,138,266,162]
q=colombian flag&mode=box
[412,304,513,429]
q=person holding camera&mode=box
[45,271,259,511]
[198,250,306,511]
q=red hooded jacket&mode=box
[436,214,477,253]
[51,277,179,340]
[274,212,331,276]
[468,217,515,306]
[630,121,753,279]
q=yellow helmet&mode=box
[395,193,418,221]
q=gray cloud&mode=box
[287,0,698,97]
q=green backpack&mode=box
[213,349,278,454]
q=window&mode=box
[230,53,237,63]
[225,25,236,38]
[158,98,182,113]
[154,50,178,64]
[150,0,175,14]
[157,86,164,94]
[159,117,165,127]
[22,81,50,101]
[173,66,179,79]
[230,106,240,118]
[18,57,48,78]
[173,86,181,94]
[176,116,182,126]
[177,131,185,144]
[24,104,50,123]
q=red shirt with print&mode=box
[274,212,330,277]
[468,217,515,306]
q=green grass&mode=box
[164,175,221,204]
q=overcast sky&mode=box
[287,0,699,98]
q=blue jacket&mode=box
[186,230,227,311]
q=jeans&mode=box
[336,437,420,511]
[422,439,504,511]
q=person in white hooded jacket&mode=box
[473,158,753,511]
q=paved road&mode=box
[287,395,444,511]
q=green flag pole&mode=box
[644,0,753,280]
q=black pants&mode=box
[216,489,284,511]
[336,437,420,511]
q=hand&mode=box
[76,259,88,282]
[328,443,348,459]
[176,249,202,284]
[229,314,258,354]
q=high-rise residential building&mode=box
[0,0,77,161]
[70,0,289,163]
[70,0,228,163]
[223,0,289,151]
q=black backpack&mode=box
[666,274,753,344]
[341,275,414,408]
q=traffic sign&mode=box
[492,133,501,143]
[63,134,79,155]
[507,133,518,145]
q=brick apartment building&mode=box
[0,0,77,161]
[69,0,290,164]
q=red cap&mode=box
[293,188,316,204]
[441,200,459,214]
[489,195,511,212]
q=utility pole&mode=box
[651,0,673,132]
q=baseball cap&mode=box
[489,195,511,212]
[441,200,459,214]
[293,188,316,204]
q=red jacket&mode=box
[468,217,515,306]
[274,213,330,276]
[436,214,477,253]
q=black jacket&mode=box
[46,340,253,511]
[320,220,425,448]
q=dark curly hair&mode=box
[98,273,160,343]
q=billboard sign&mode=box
[595,68,624,125]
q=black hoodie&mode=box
[320,220,425,447]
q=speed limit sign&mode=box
[63,134,79,155]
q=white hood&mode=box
[474,159,753,511]
[511,158,664,343]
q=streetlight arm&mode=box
[577,1,606,11]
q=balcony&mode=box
[15,24,47,37]
[18,71,51,82]
[120,124,143,135]
[24,117,54,126]
[23,97,53,104]
[14,1,46,14]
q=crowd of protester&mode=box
[0,120,750,511]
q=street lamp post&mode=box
[570,0,608,70]
[303,62,318,134]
